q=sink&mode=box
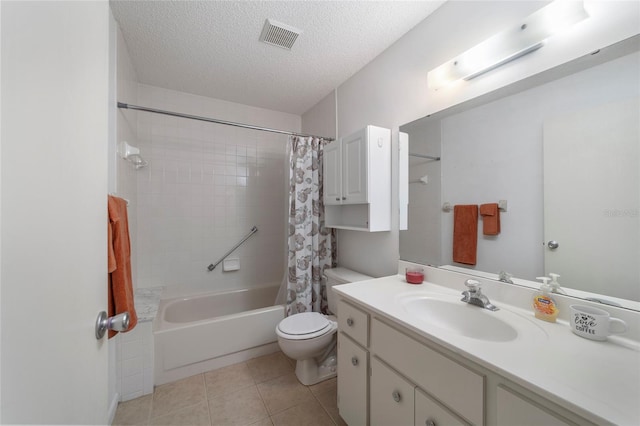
[399,295,544,342]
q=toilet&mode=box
[276,267,372,385]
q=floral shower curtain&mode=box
[285,135,336,316]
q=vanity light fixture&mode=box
[427,0,589,90]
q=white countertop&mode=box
[333,272,640,425]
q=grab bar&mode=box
[207,226,258,271]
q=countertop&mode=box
[333,272,640,425]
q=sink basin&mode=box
[399,295,542,342]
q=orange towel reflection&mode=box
[453,205,478,265]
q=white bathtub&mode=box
[153,285,285,385]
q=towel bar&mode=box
[442,200,508,212]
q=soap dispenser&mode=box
[533,277,559,323]
[548,273,566,294]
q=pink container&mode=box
[405,268,424,284]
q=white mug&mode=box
[570,305,628,341]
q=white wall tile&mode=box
[135,85,299,293]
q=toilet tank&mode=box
[324,267,373,314]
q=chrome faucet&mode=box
[461,279,499,311]
[498,270,514,284]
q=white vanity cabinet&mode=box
[371,319,483,425]
[323,125,391,231]
[370,357,415,426]
[496,386,574,426]
[336,296,600,426]
[337,300,370,426]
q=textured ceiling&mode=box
[110,1,445,115]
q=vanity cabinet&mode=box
[338,333,369,426]
[336,296,598,426]
[370,357,415,426]
[371,319,483,425]
[323,125,391,231]
[496,386,573,426]
[337,300,371,426]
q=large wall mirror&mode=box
[400,36,640,311]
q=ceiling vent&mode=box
[259,19,301,50]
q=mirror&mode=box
[400,36,640,310]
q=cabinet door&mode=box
[371,357,415,426]
[415,388,469,426]
[342,127,368,204]
[323,139,342,205]
[338,332,368,426]
[496,386,574,426]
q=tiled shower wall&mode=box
[135,84,301,296]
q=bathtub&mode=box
[153,285,285,385]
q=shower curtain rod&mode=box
[117,102,335,141]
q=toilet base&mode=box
[294,357,337,386]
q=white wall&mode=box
[439,52,640,280]
[302,0,640,278]
[134,85,301,296]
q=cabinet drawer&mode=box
[372,319,484,425]
[338,300,369,347]
[371,357,415,426]
[337,333,368,426]
[415,387,469,426]
[496,386,574,426]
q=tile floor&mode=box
[113,352,347,426]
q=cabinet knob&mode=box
[392,390,401,403]
[426,419,436,426]
[335,197,340,201]
[342,196,347,200]
[351,356,358,366]
[346,317,354,327]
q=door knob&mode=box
[95,311,130,339]
[547,240,559,250]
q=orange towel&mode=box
[453,205,478,265]
[480,203,500,235]
[108,195,137,338]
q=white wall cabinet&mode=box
[336,296,598,426]
[323,125,391,231]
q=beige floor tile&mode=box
[270,399,335,426]
[314,387,347,426]
[151,374,206,419]
[148,402,210,426]
[204,362,255,398]
[309,377,336,396]
[247,352,293,383]
[256,373,315,415]
[248,418,273,426]
[113,394,152,426]
[208,386,269,426]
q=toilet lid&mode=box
[277,312,332,337]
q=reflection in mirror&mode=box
[400,37,640,310]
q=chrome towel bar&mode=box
[207,226,258,271]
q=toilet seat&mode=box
[277,312,336,340]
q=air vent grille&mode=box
[259,19,301,50]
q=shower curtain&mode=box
[281,135,336,316]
